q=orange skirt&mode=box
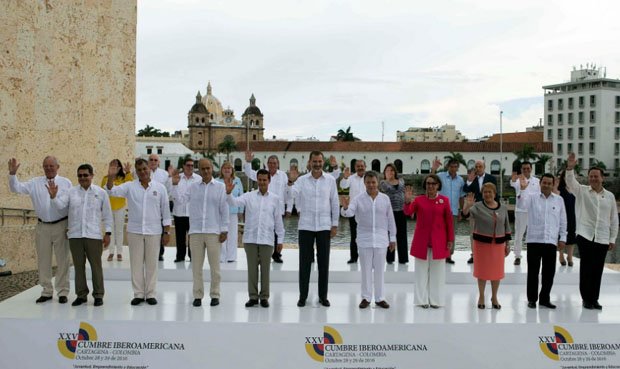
[473,240,505,280]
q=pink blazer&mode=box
[403,194,454,260]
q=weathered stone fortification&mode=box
[0,0,137,273]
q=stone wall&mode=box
[0,0,137,272]
[0,0,137,209]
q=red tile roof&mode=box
[486,132,544,143]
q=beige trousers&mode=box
[127,233,160,299]
[35,220,71,297]
[190,233,221,299]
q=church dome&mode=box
[201,82,224,122]
[242,93,264,117]
[189,91,209,114]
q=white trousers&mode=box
[514,212,528,258]
[35,220,71,297]
[220,213,238,262]
[109,207,126,255]
[414,248,446,306]
[127,233,160,299]
[359,247,388,302]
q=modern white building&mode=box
[543,65,620,173]
[135,136,197,170]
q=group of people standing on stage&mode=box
[7,149,617,311]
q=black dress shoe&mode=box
[210,298,220,306]
[297,299,306,307]
[582,301,595,310]
[527,301,537,309]
[94,298,103,307]
[491,300,501,309]
[245,299,258,307]
[346,259,357,264]
[158,256,164,261]
[514,257,521,266]
[593,302,603,310]
[174,258,185,263]
[35,296,53,304]
[467,256,474,264]
[71,297,87,306]
[376,300,390,309]
[131,298,145,306]
[272,256,283,264]
[146,298,157,305]
[58,296,68,304]
[445,258,455,264]
[359,299,370,309]
[193,299,202,307]
[477,304,485,309]
[319,298,330,307]
[539,301,556,309]
[260,299,269,308]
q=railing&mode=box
[0,207,38,226]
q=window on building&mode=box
[420,160,431,174]
[578,143,584,154]
[578,158,583,167]
[547,100,554,111]
[590,111,596,123]
[615,143,620,155]
[253,134,257,140]
[589,127,595,139]
[157,148,163,155]
[616,112,620,124]
[394,159,403,173]
[164,160,170,170]
[195,117,199,123]
[615,127,620,139]
[579,96,585,108]
[568,97,574,109]
[567,128,573,140]
[146,148,152,154]
[557,158,562,170]
[616,159,620,175]
[371,159,381,172]
[568,112,573,124]
[557,114,563,125]
[557,129,563,140]
[557,143,563,156]
[558,99,564,110]
[547,129,553,140]
[616,95,620,108]
[578,111,584,124]
[547,114,553,125]
[197,140,202,146]
[490,160,500,175]
[568,143,573,153]
[589,158,595,167]
[589,142,595,155]
[578,127,584,139]
[201,118,205,123]
[590,95,596,107]
[234,158,243,171]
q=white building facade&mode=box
[543,66,620,173]
[396,124,466,142]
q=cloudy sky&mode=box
[136,0,620,141]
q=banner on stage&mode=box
[1,318,620,369]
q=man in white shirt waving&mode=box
[8,156,72,304]
[565,153,618,310]
[519,173,566,309]
[49,164,113,307]
[339,160,366,264]
[225,169,284,308]
[172,158,228,307]
[288,151,339,307]
[106,158,172,306]
[168,157,201,262]
[510,161,540,266]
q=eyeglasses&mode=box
[149,158,159,162]
[185,164,194,167]
[77,174,91,178]
[426,182,438,186]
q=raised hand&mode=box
[566,152,576,170]
[463,192,475,209]
[245,150,254,163]
[46,179,58,199]
[170,168,181,185]
[519,175,528,190]
[404,185,415,203]
[8,158,20,175]
[511,171,518,182]
[288,165,299,183]
[124,161,132,174]
[224,178,235,194]
[432,158,442,172]
[343,166,351,179]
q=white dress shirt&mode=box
[566,170,619,244]
[512,176,541,213]
[341,192,396,248]
[52,185,113,240]
[173,179,229,235]
[339,173,365,199]
[227,190,284,245]
[9,174,72,221]
[244,163,289,213]
[169,173,201,217]
[520,192,567,244]
[151,167,172,194]
[288,172,339,232]
[107,180,172,235]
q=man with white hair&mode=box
[8,156,72,304]
[463,160,497,264]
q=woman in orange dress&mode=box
[462,183,511,309]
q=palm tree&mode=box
[217,136,237,162]
[443,151,467,167]
[591,159,607,171]
[536,154,552,174]
[513,144,539,163]
[336,126,355,141]
[557,159,582,176]
[137,124,170,137]
[176,154,192,169]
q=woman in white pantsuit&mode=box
[217,161,243,263]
